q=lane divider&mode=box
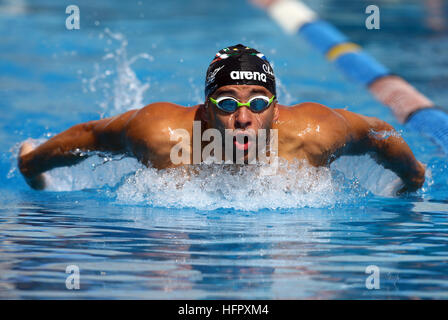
[326,43,361,61]
[254,0,448,154]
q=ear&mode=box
[273,102,279,122]
[199,103,209,124]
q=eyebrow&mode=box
[215,88,269,96]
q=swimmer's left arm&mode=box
[334,109,425,193]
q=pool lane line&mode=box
[253,0,448,154]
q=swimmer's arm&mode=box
[335,109,425,193]
[18,109,138,189]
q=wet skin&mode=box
[18,84,425,193]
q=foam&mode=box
[35,154,382,210]
[84,28,153,117]
[114,160,348,210]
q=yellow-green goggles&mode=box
[210,95,275,113]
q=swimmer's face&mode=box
[204,84,279,161]
[205,84,278,131]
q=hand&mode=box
[397,161,426,195]
[18,141,47,190]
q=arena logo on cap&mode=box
[230,71,267,82]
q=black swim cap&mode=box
[205,44,276,98]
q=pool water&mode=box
[1,0,448,299]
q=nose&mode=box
[234,107,253,130]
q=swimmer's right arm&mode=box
[334,109,426,193]
[18,109,139,190]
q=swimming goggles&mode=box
[209,95,275,113]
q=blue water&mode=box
[1,0,448,299]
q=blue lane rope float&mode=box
[300,20,390,85]
[406,108,448,154]
[253,0,448,154]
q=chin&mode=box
[231,145,258,164]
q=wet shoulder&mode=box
[128,102,198,129]
[275,102,350,164]
[125,102,199,150]
[137,102,198,121]
[276,102,348,131]
[278,102,344,120]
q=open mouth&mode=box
[233,134,253,151]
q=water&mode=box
[1,0,448,299]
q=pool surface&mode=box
[1,0,448,299]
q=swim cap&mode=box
[205,44,276,98]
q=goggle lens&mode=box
[218,99,238,112]
[249,97,270,112]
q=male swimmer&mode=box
[18,44,425,193]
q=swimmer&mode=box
[18,44,425,193]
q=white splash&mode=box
[331,155,402,197]
[114,160,350,210]
[368,129,403,140]
[34,155,393,210]
[84,28,153,117]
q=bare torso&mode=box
[121,102,360,168]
